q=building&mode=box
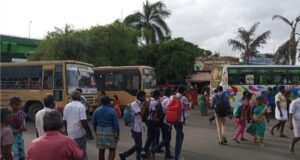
[244,53,275,65]
[0,34,39,62]
[187,56,240,90]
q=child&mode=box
[1,108,14,160]
[10,96,26,160]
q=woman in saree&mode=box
[198,89,208,116]
[247,95,269,148]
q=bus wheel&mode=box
[28,103,43,122]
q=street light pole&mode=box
[29,21,32,39]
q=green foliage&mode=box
[30,23,140,66]
[139,38,211,84]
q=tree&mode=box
[123,0,171,44]
[139,38,211,84]
[30,23,140,66]
[228,22,271,64]
[273,15,300,65]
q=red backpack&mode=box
[166,96,182,124]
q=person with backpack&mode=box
[142,90,162,158]
[155,88,174,159]
[166,86,189,160]
[119,91,146,160]
[212,86,231,145]
[233,91,252,143]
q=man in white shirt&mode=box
[155,88,174,158]
[142,90,161,158]
[63,90,92,160]
[289,90,300,152]
[270,86,288,137]
[119,91,146,160]
[35,94,55,137]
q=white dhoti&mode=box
[275,107,288,121]
[293,119,300,137]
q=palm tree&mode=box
[273,15,300,65]
[123,0,171,44]
[228,22,271,64]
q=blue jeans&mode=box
[74,135,87,160]
[121,131,142,160]
[174,122,184,160]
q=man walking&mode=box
[155,88,174,158]
[142,90,161,158]
[35,93,56,137]
[168,86,189,160]
[63,90,92,160]
[119,91,146,160]
[212,86,230,145]
[289,90,300,152]
[270,86,288,137]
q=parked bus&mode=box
[0,60,99,121]
[220,65,300,108]
[94,66,157,105]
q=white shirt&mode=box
[161,96,169,113]
[63,101,87,139]
[147,98,159,120]
[131,100,142,133]
[289,97,300,120]
[168,93,189,122]
[35,107,55,137]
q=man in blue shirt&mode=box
[93,96,119,160]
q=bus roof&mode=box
[0,60,94,67]
[223,64,300,68]
[94,66,154,71]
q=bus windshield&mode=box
[66,64,97,94]
[143,68,157,89]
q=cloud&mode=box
[165,0,300,56]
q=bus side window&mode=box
[288,68,300,85]
[54,64,63,89]
[43,70,53,89]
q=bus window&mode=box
[143,68,157,89]
[43,70,53,89]
[54,64,63,89]
[228,68,239,85]
[239,68,255,85]
[273,69,287,84]
[113,73,124,90]
[104,73,114,90]
[255,69,271,84]
[66,64,97,94]
[0,66,42,89]
[288,68,300,84]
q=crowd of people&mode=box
[1,85,300,160]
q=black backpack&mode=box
[214,94,229,117]
[151,102,165,123]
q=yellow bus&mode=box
[94,66,157,105]
[0,60,99,121]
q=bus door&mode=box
[53,64,64,110]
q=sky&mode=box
[1,0,299,61]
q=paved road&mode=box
[23,110,299,160]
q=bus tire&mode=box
[28,103,43,122]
